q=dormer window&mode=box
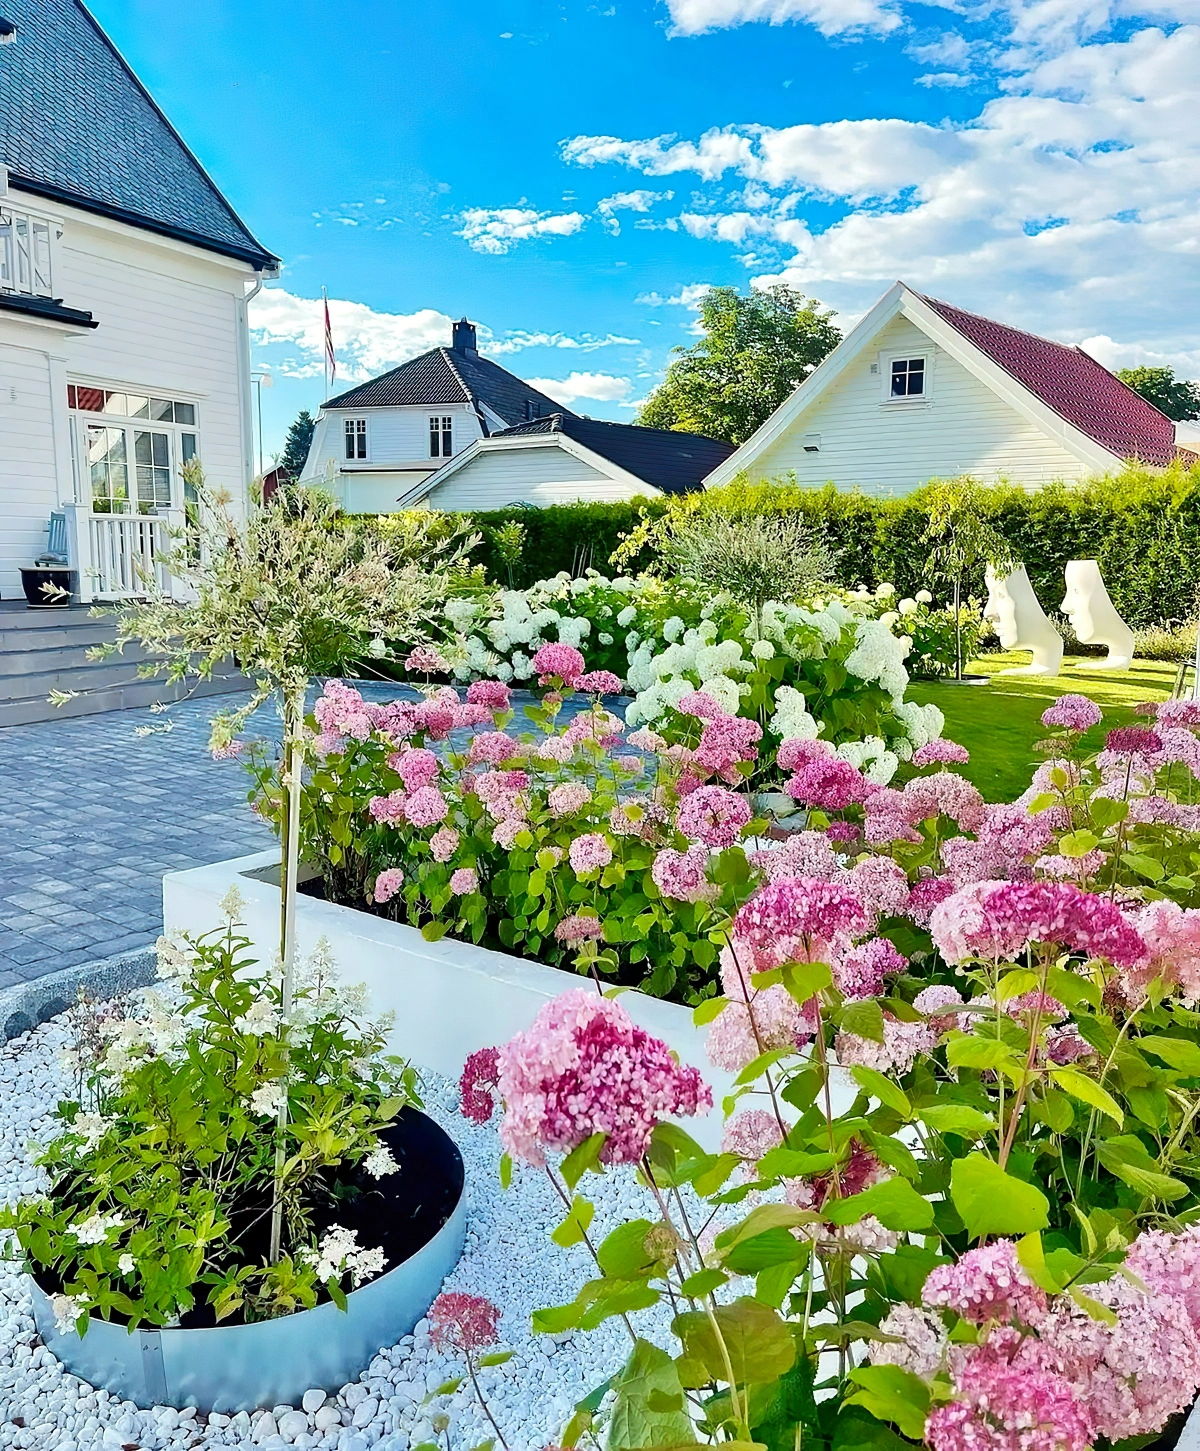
[430,415,453,457]
[524,400,540,421]
[890,357,926,398]
[344,417,367,460]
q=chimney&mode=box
[452,318,477,355]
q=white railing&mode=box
[0,203,56,298]
[63,504,185,603]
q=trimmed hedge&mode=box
[452,462,1200,629]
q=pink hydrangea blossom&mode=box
[1044,1025,1092,1063]
[706,990,814,1071]
[626,726,667,753]
[927,1338,1093,1451]
[314,681,375,742]
[537,735,575,764]
[1038,1274,1200,1442]
[1106,725,1164,756]
[547,782,593,817]
[467,732,518,766]
[749,830,840,884]
[836,1015,936,1076]
[404,785,449,827]
[1153,726,1200,780]
[777,737,833,773]
[785,756,871,811]
[553,914,605,945]
[373,868,405,904]
[1126,899,1200,1001]
[869,1304,949,1379]
[563,708,624,749]
[929,879,1149,968]
[430,826,460,863]
[405,646,449,675]
[429,1291,500,1352]
[1155,699,1200,728]
[497,989,711,1165]
[1041,694,1103,732]
[832,936,907,999]
[694,715,762,782]
[474,769,529,804]
[615,754,644,775]
[913,983,967,1032]
[449,867,479,895]
[1125,1226,1200,1328]
[533,643,585,687]
[459,1046,500,1124]
[722,1109,783,1162]
[735,877,869,964]
[904,771,987,833]
[849,855,912,922]
[924,1240,1047,1326]
[825,819,861,844]
[369,791,409,826]
[677,690,726,721]
[466,679,511,711]
[492,816,527,849]
[913,738,971,766]
[943,804,1058,887]
[1035,851,1106,881]
[576,669,623,696]
[907,875,958,926]
[568,833,613,874]
[391,747,440,791]
[676,785,753,848]
[409,699,456,739]
[651,846,711,902]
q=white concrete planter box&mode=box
[163,851,745,1150]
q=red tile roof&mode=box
[918,292,1181,468]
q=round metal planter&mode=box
[29,1111,467,1413]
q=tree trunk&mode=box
[954,578,963,682]
[269,683,306,1264]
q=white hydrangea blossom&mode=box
[247,1081,288,1117]
[617,605,637,627]
[69,1212,125,1246]
[844,620,910,703]
[233,996,281,1036]
[70,1113,111,1149]
[893,700,945,751]
[117,1254,136,1276]
[303,1225,386,1288]
[50,1293,89,1335]
[836,737,900,786]
[751,639,775,660]
[663,615,685,642]
[768,686,820,743]
[698,674,742,714]
[363,1140,400,1177]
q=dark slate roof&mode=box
[492,413,735,495]
[0,291,96,327]
[324,346,575,428]
[0,0,277,269]
[919,292,1180,468]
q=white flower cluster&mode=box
[246,1081,288,1117]
[68,1211,125,1246]
[625,620,750,726]
[69,1112,111,1150]
[892,700,946,761]
[843,619,911,703]
[303,1225,386,1288]
[50,1293,89,1336]
[836,737,901,786]
[363,1139,400,1177]
[768,686,820,743]
[233,996,280,1036]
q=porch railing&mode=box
[63,504,185,603]
[0,202,56,298]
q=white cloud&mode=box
[457,206,587,254]
[489,330,641,353]
[915,70,974,86]
[597,189,674,233]
[525,372,634,404]
[250,290,454,384]
[664,0,902,37]
[560,17,1200,360]
[635,283,714,308]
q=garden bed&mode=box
[162,851,758,1151]
[0,1009,660,1449]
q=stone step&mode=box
[0,614,121,650]
[0,669,245,727]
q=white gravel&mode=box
[0,1013,674,1451]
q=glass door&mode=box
[87,425,130,513]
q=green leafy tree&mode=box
[637,285,841,445]
[279,409,317,479]
[1116,366,1200,421]
[923,476,1016,680]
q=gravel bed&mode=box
[0,1011,673,1451]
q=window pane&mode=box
[75,386,105,412]
[103,392,127,416]
[66,384,77,409]
[126,395,149,419]
[88,426,128,512]
[174,402,196,426]
[181,432,197,463]
[134,431,172,511]
[429,417,441,457]
[150,397,174,422]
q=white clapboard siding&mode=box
[309,405,484,478]
[751,316,1088,496]
[427,443,658,510]
[57,215,249,501]
[0,341,59,587]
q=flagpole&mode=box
[322,287,329,398]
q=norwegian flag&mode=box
[323,288,336,386]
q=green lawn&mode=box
[906,654,1180,802]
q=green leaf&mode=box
[1123,852,1165,883]
[607,1339,695,1450]
[559,1409,593,1449]
[723,1227,807,1274]
[693,996,729,1027]
[434,1378,465,1395]
[1049,1068,1123,1125]
[1068,1287,1118,1326]
[597,1220,665,1279]
[679,1267,729,1298]
[781,961,833,1006]
[1138,1036,1200,1075]
[920,1103,994,1139]
[1059,829,1101,858]
[850,1066,912,1119]
[946,1034,1021,1073]
[840,998,885,1044]
[823,1176,934,1232]
[478,1351,514,1367]
[950,1154,1050,1238]
[755,1257,803,1309]
[1095,1137,1189,1201]
[756,1145,836,1180]
[420,920,447,942]
[995,969,1040,1003]
[714,1203,820,1254]
[672,1297,796,1386]
[561,1132,607,1191]
[1016,1232,1063,1294]
[551,1196,595,1248]
[845,1365,931,1442]
[499,1152,513,1190]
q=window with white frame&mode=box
[66,385,198,514]
[344,417,368,460]
[888,356,927,399]
[429,414,453,458]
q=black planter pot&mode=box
[20,566,76,608]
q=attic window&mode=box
[890,357,925,398]
[524,400,540,421]
[344,417,367,460]
[429,415,453,458]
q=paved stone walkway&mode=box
[0,681,603,989]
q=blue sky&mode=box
[92,0,1200,460]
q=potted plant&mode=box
[2,909,465,1411]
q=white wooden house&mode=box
[0,0,278,601]
[704,282,1197,496]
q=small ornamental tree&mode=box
[105,466,472,1259]
[922,477,1016,679]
